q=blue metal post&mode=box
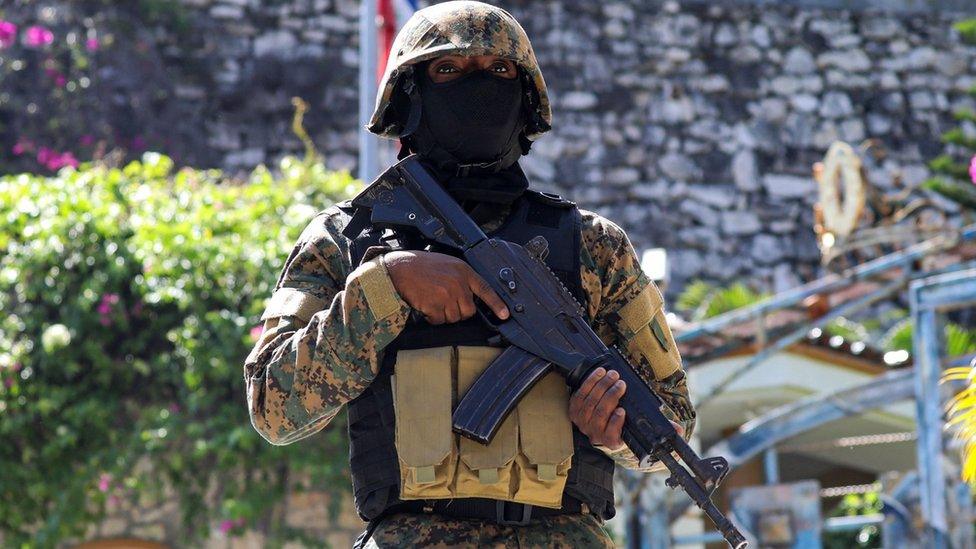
[358,0,379,183]
[909,269,976,548]
[911,305,948,548]
[763,448,779,485]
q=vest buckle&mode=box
[495,500,533,526]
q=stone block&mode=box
[751,234,785,264]
[688,185,737,209]
[784,46,816,74]
[560,91,598,110]
[763,174,811,199]
[606,167,640,186]
[721,211,761,235]
[732,149,760,191]
[680,200,720,227]
[254,30,298,58]
[659,152,701,181]
[817,49,871,72]
[750,25,772,48]
[819,91,854,118]
[210,5,244,19]
[791,93,819,113]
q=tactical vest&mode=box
[343,190,616,522]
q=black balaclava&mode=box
[402,65,531,207]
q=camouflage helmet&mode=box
[367,1,552,141]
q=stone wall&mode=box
[9,0,976,295]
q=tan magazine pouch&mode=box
[455,346,519,500]
[514,371,574,508]
[392,345,576,506]
[393,347,456,499]
[617,283,681,380]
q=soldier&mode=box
[244,2,696,547]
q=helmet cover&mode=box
[367,1,552,140]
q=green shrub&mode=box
[675,280,770,321]
[0,153,357,546]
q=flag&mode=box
[377,0,419,81]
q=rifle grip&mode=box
[452,346,551,444]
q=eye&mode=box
[434,63,460,74]
[490,62,510,73]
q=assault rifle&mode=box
[344,156,747,549]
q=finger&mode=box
[458,294,477,320]
[444,302,462,324]
[603,408,626,450]
[468,273,509,319]
[590,379,626,430]
[574,368,606,402]
[580,370,620,425]
[570,368,606,418]
[424,309,446,325]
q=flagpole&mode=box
[358,0,379,183]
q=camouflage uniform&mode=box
[245,207,696,541]
[365,512,615,548]
[245,1,696,545]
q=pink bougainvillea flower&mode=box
[98,293,119,312]
[55,74,66,87]
[38,149,80,171]
[0,21,16,48]
[37,147,55,166]
[97,293,119,324]
[969,155,976,185]
[219,519,235,534]
[13,139,34,155]
[24,25,54,48]
[249,324,264,341]
[97,473,112,492]
[86,37,99,51]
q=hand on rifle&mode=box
[570,367,685,451]
[384,250,510,325]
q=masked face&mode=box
[409,62,526,170]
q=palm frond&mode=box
[701,283,769,320]
[675,280,715,319]
[880,318,914,352]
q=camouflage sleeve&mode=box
[579,211,697,471]
[244,211,411,446]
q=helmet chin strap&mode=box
[398,74,424,140]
